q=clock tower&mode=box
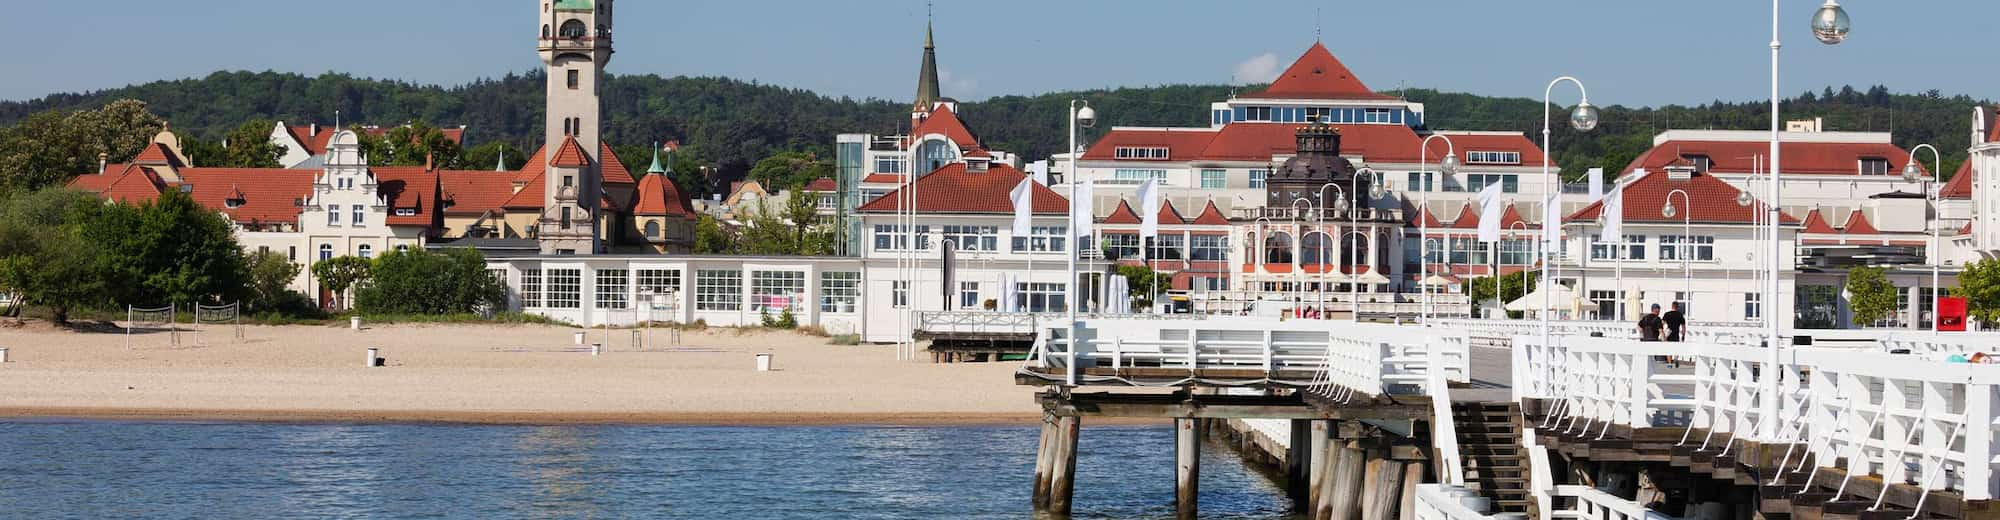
[536,0,614,255]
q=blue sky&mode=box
[5,0,1995,107]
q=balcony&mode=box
[1233,206,1401,223]
[538,34,610,51]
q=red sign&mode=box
[1938,296,1968,332]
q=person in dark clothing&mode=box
[1637,304,1664,342]
[1664,302,1687,342]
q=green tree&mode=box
[693,215,733,254]
[461,141,528,172]
[216,118,284,168]
[377,121,464,168]
[354,248,505,315]
[1465,270,1541,319]
[1845,266,1898,326]
[1953,259,2000,325]
[128,190,249,305]
[0,189,111,323]
[243,250,302,312]
[746,151,832,192]
[1114,264,1169,310]
[311,256,372,311]
[0,99,164,192]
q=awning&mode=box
[1506,284,1577,312]
[1356,271,1390,285]
[1421,274,1461,287]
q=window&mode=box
[1015,282,1067,312]
[872,224,931,251]
[959,281,981,309]
[1151,234,1186,260]
[318,244,334,261]
[1659,235,1716,261]
[1112,169,1167,184]
[352,205,365,227]
[288,246,297,262]
[1681,155,1712,173]
[395,208,416,216]
[1200,169,1226,189]
[1859,157,1891,176]
[644,221,660,238]
[749,271,806,313]
[1363,108,1394,123]
[1191,235,1229,261]
[816,194,835,211]
[594,269,628,309]
[566,70,580,90]
[892,280,910,308]
[942,225,999,251]
[1304,107,1333,122]
[1249,169,1269,189]
[560,207,572,230]
[695,269,742,311]
[1448,237,1488,265]
[1744,293,1761,320]
[1918,287,1937,330]
[1102,233,1141,260]
[1407,172,1436,192]
[1113,146,1171,160]
[1674,292,1692,318]
[357,244,373,259]
[546,269,582,309]
[1592,235,1645,260]
[521,269,543,308]
[395,245,408,252]
[1011,226,1068,253]
[1244,106,1273,121]
[1499,238,1532,265]
[874,157,906,174]
[1589,290,1623,320]
[636,269,681,302]
[1467,174,1519,193]
[1465,151,1523,165]
[819,272,860,313]
[328,207,340,226]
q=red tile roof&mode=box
[100,169,168,204]
[1799,209,1837,234]
[1080,129,1218,161]
[501,141,636,210]
[1190,201,1230,226]
[550,137,591,167]
[862,173,904,184]
[439,171,521,217]
[178,168,315,225]
[1104,200,1141,224]
[1408,206,1443,228]
[907,104,980,148]
[1447,203,1480,229]
[856,163,1067,214]
[369,167,441,227]
[131,143,186,168]
[1567,170,1799,225]
[802,177,838,192]
[1840,209,1880,234]
[1622,140,1916,177]
[597,142,635,186]
[1941,161,1972,200]
[1246,42,1395,101]
[1156,199,1186,225]
[634,172,697,218]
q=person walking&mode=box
[1664,302,1687,342]
[1637,303,1664,342]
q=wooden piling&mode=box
[1360,447,1385,520]
[1032,414,1056,508]
[1308,420,1329,511]
[1047,415,1080,515]
[1329,442,1367,520]
[1316,435,1342,520]
[1176,418,1201,519]
[1368,459,1406,520]
[1288,419,1311,505]
[1398,459,1423,520]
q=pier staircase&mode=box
[1452,401,1531,515]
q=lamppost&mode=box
[1420,134,1459,325]
[1292,197,1315,317]
[1760,0,1851,437]
[1664,189,1693,320]
[1255,216,1274,316]
[1905,144,1941,334]
[1065,99,1096,383]
[1318,183,1346,320]
[1352,167,1385,323]
[1541,77,1600,354]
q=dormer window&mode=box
[1465,151,1521,165]
[1681,154,1712,173]
[1859,157,1890,176]
[967,160,988,173]
[1113,146,1171,160]
[225,198,245,209]
[395,208,417,217]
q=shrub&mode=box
[354,248,504,315]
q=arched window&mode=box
[1300,232,1333,267]
[1263,232,1294,265]
[542,24,551,39]
[318,244,334,261]
[644,221,660,238]
[559,19,588,39]
[913,139,957,176]
[358,244,373,259]
[1342,232,1369,269]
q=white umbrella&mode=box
[1506,283,1577,312]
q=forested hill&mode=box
[2,70,1987,185]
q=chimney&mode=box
[310,123,320,137]
[98,153,108,174]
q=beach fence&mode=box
[192,302,243,345]
[126,305,178,349]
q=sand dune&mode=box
[0,322,1069,425]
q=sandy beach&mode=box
[0,321,1091,426]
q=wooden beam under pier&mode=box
[1037,391,1428,421]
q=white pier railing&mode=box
[1514,333,2000,501]
[1026,318,1469,392]
[1416,484,1674,520]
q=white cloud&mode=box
[939,69,978,98]
[1234,52,1281,85]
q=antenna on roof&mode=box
[334,110,341,130]
[1314,8,1322,42]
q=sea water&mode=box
[0,421,1300,519]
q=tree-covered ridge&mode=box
[2,70,1989,190]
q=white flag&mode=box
[1476,182,1504,243]
[1069,179,1094,238]
[1010,178,1034,237]
[1600,185,1624,244]
[1587,168,1606,203]
[1542,193,1561,254]
[1137,178,1162,239]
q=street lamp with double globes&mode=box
[1664,189,1693,324]
[1811,0,1852,45]
[1541,76,1598,358]
[1351,167,1384,322]
[1419,134,1459,323]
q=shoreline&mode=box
[0,407,1169,427]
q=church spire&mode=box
[913,16,941,113]
[647,141,667,175]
